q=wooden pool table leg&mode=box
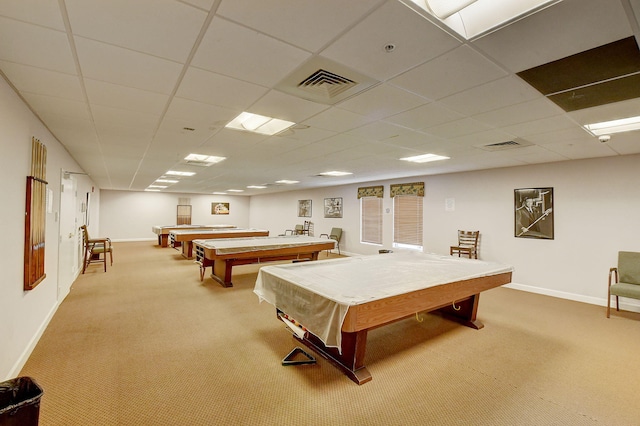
[212,259,233,287]
[160,234,169,247]
[437,294,484,330]
[298,329,372,385]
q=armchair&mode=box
[607,251,640,318]
[319,227,342,255]
[80,225,113,273]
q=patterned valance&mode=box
[390,182,424,197]
[357,185,384,199]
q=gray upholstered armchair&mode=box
[607,251,640,318]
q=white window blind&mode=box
[393,195,423,250]
[361,196,382,245]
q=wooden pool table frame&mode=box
[170,229,269,258]
[194,240,336,287]
[279,270,512,385]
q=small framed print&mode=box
[514,188,553,239]
[212,202,230,215]
[298,199,311,217]
[324,197,342,218]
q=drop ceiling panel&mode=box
[66,0,206,63]
[0,0,66,30]
[473,97,564,128]
[383,102,463,130]
[84,79,169,115]
[192,17,310,87]
[337,83,428,119]
[90,104,160,132]
[0,17,76,73]
[474,0,633,73]
[568,97,640,125]
[438,75,541,116]
[321,0,462,81]
[217,0,383,52]
[22,93,90,121]
[177,67,269,110]
[164,97,237,127]
[302,108,374,133]
[0,62,84,101]
[390,45,508,100]
[74,38,183,94]
[248,90,330,124]
[499,115,579,137]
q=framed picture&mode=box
[298,199,312,217]
[514,188,553,239]
[211,202,230,215]
[324,197,343,218]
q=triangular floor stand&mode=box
[282,347,316,366]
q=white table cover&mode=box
[169,228,268,236]
[193,235,336,255]
[254,251,513,349]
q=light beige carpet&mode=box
[20,241,640,425]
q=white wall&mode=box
[99,190,250,241]
[250,154,640,310]
[0,76,95,379]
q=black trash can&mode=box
[0,377,43,426]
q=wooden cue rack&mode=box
[24,137,48,290]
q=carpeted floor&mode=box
[20,241,640,425]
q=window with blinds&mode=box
[361,196,382,245]
[393,195,423,250]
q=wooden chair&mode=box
[319,227,342,255]
[81,225,113,273]
[607,251,640,318]
[301,221,311,235]
[450,230,479,259]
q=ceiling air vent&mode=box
[478,139,533,151]
[298,69,357,99]
[275,56,378,105]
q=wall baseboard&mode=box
[505,282,640,313]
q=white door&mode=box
[58,173,78,300]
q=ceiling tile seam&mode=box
[544,70,640,97]
[129,0,224,189]
[59,0,111,185]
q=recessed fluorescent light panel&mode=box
[247,185,267,189]
[584,115,640,136]
[400,153,450,163]
[226,112,296,136]
[275,180,299,184]
[319,171,353,177]
[404,0,559,40]
[147,185,167,189]
[227,189,244,193]
[155,179,179,184]
[184,153,226,164]
[212,192,227,195]
[165,170,196,176]
[144,189,161,192]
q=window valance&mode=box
[390,182,424,197]
[357,185,384,199]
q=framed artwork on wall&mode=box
[514,187,554,239]
[324,197,342,218]
[298,199,311,217]
[212,202,230,215]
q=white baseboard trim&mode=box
[6,300,60,381]
[505,282,640,313]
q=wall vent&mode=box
[275,56,378,105]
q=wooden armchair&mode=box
[81,225,113,273]
[319,227,342,255]
[607,251,640,318]
[450,230,479,259]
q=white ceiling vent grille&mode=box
[298,69,357,99]
[275,57,378,105]
[477,139,533,151]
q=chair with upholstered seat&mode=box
[81,225,113,273]
[607,251,640,318]
[450,230,479,259]
[319,227,342,255]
